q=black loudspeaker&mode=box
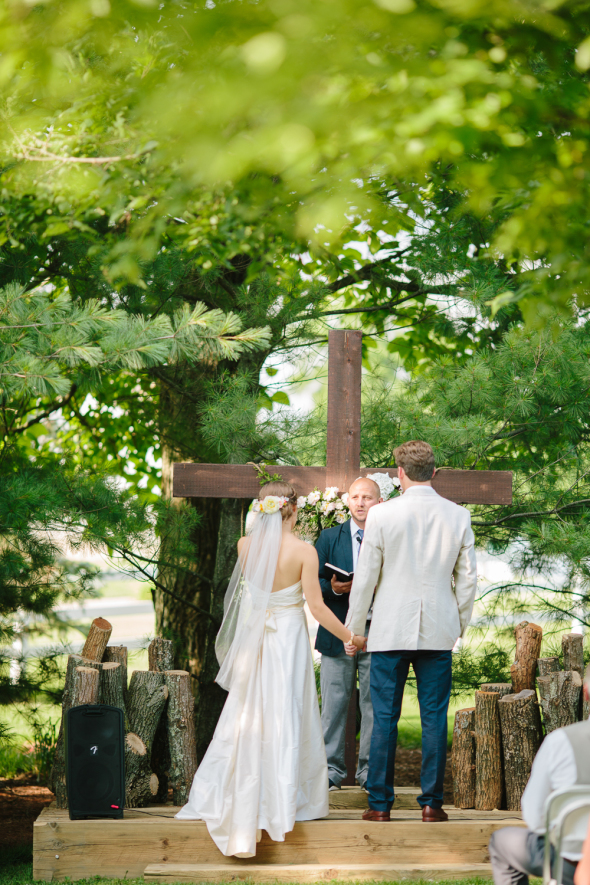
[65,704,125,820]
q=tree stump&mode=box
[164,670,198,806]
[148,637,174,672]
[480,683,513,697]
[537,670,582,733]
[511,622,543,692]
[100,662,126,717]
[71,666,100,706]
[475,691,503,811]
[102,646,128,701]
[51,654,102,806]
[562,633,584,678]
[82,617,112,662]
[498,689,543,811]
[125,670,169,807]
[538,657,560,677]
[452,707,476,809]
[149,638,174,802]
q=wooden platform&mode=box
[34,789,523,883]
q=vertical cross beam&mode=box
[326,329,363,492]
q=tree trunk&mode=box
[474,690,503,811]
[148,637,174,803]
[452,708,475,809]
[82,617,112,662]
[498,689,543,811]
[164,670,198,806]
[511,622,543,692]
[149,637,174,672]
[537,670,583,733]
[102,646,128,701]
[52,655,102,807]
[125,670,169,807]
[100,662,126,716]
[538,657,560,677]
[480,683,513,697]
[562,633,584,678]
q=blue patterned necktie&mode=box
[356,529,364,546]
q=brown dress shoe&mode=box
[422,805,449,822]
[362,808,391,822]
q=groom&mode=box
[345,440,477,822]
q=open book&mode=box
[324,562,353,582]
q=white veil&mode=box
[215,510,283,691]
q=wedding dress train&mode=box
[175,581,329,857]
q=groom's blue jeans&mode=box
[367,650,452,812]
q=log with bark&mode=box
[125,670,169,807]
[511,622,543,693]
[51,655,102,807]
[562,633,584,678]
[82,617,113,662]
[164,670,198,806]
[102,645,128,701]
[148,637,174,672]
[71,666,101,706]
[498,689,543,811]
[452,707,476,809]
[537,670,582,733]
[149,638,174,802]
[480,683,513,697]
[100,662,126,717]
[538,657,560,677]
[475,690,503,811]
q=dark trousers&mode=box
[367,649,452,812]
[489,828,577,885]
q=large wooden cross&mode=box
[173,329,512,784]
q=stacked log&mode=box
[149,638,174,803]
[452,708,476,808]
[538,657,560,677]
[165,670,198,806]
[562,633,584,677]
[498,689,543,810]
[474,691,503,810]
[52,628,198,810]
[537,670,582,733]
[511,622,543,692]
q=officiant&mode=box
[315,477,383,791]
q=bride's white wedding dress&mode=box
[175,578,329,857]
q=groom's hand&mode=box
[344,642,357,656]
[331,575,352,594]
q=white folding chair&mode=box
[554,799,590,885]
[543,787,590,885]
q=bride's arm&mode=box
[301,545,365,649]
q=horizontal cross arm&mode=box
[173,463,513,505]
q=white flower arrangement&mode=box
[366,472,401,501]
[252,495,289,514]
[296,486,350,540]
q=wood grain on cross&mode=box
[173,329,513,785]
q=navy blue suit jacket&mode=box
[314,520,355,657]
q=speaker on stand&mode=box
[65,704,125,820]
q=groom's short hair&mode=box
[394,440,435,482]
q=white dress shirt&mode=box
[332,519,371,620]
[521,728,580,858]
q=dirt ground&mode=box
[0,749,453,851]
[0,775,54,850]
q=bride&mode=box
[176,481,366,857]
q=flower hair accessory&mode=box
[252,495,289,515]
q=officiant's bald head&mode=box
[347,477,382,527]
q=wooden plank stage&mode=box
[34,793,523,882]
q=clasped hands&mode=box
[344,634,367,656]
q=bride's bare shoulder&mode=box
[288,534,318,558]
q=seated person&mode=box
[489,664,590,885]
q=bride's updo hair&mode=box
[259,480,297,522]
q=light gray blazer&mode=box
[345,486,477,651]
